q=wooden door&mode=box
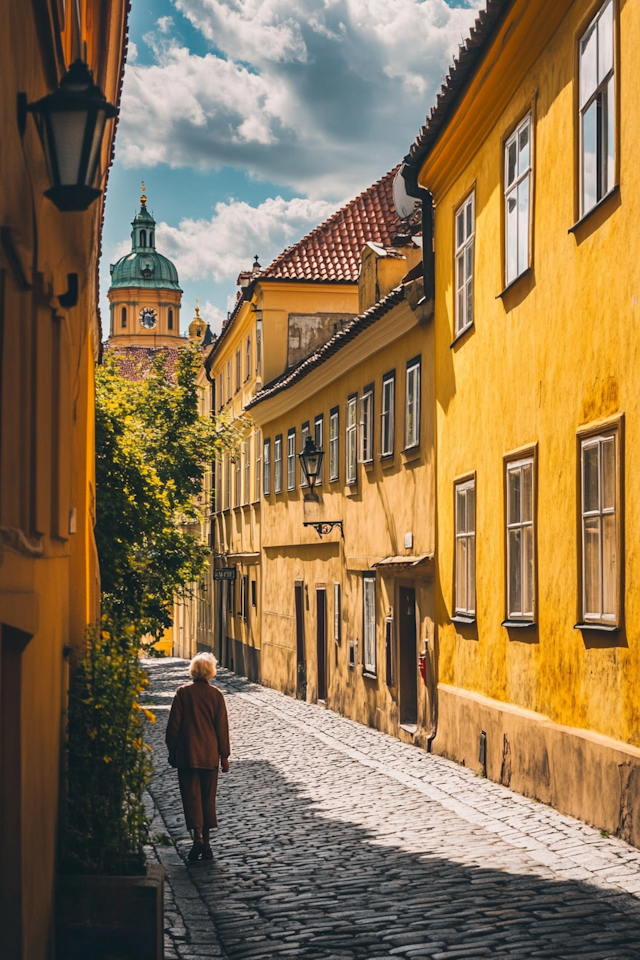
[316,588,327,700]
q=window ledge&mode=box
[502,619,536,629]
[401,446,420,464]
[574,622,619,633]
[400,723,418,735]
[363,459,374,472]
[451,614,475,625]
[362,671,378,681]
[568,185,619,234]
[450,322,474,349]
[496,266,532,300]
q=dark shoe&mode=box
[187,840,204,861]
[201,846,213,860]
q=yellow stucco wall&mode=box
[416,0,640,831]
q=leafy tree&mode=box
[95,343,246,639]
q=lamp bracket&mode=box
[58,273,78,308]
[303,520,344,539]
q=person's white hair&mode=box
[189,652,217,680]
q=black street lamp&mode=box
[18,60,118,212]
[298,436,324,498]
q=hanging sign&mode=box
[214,566,237,581]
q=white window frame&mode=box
[254,430,261,502]
[581,431,618,624]
[455,192,475,336]
[235,350,241,393]
[455,477,476,617]
[579,0,615,217]
[360,386,373,464]
[234,454,241,507]
[380,372,395,457]
[243,438,251,505]
[506,457,535,621]
[504,114,532,287]
[274,435,283,494]
[363,576,377,675]
[329,408,339,481]
[346,395,357,484]
[300,422,310,487]
[246,335,251,381]
[226,361,231,405]
[224,455,230,511]
[405,359,420,450]
[263,438,271,497]
[315,415,324,486]
[287,429,296,491]
[333,582,341,642]
[218,372,223,410]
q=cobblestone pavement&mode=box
[143,659,640,960]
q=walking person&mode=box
[166,652,231,861]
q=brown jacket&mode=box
[165,679,230,769]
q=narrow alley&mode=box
[144,660,640,960]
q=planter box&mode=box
[56,863,164,960]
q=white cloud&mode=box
[200,300,227,334]
[116,0,482,199]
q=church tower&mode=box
[107,184,183,347]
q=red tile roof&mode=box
[103,344,181,383]
[261,168,403,283]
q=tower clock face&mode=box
[140,308,157,329]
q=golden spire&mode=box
[140,181,147,208]
[194,296,201,318]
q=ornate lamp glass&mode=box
[299,436,324,493]
[23,60,118,211]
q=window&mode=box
[346,395,357,484]
[226,360,231,404]
[506,458,535,621]
[381,373,395,457]
[149,231,154,246]
[581,431,618,623]
[333,582,341,642]
[405,358,421,449]
[139,229,146,247]
[256,321,262,373]
[263,438,271,496]
[243,438,250,505]
[224,455,230,510]
[315,415,324,486]
[254,430,261,501]
[168,308,173,330]
[580,0,615,216]
[329,407,339,481]
[385,617,395,687]
[455,478,476,616]
[504,114,531,286]
[234,455,240,507]
[246,336,251,381]
[274,435,283,493]
[242,575,249,623]
[360,386,374,463]
[251,579,257,608]
[235,350,241,393]
[287,429,296,491]
[363,576,377,675]
[300,422,310,487]
[218,373,224,410]
[121,306,127,328]
[455,192,474,335]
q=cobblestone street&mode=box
[143,660,640,960]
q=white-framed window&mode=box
[287,429,296,491]
[405,358,420,449]
[455,477,476,616]
[246,336,251,381]
[226,360,231,404]
[506,458,534,621]
[580,0,615,216]
[346,395,357,484]
[243,438,250,505]
[214,457,221,513]
[235,455,241,507]
[505,114,531,286]
[218,372,223,410]
[235,350,241,393]
[274,435,283,494]
[363,576,377,675]
[381,372,395,457]
[329,407,339,481]
[256,318,262,374]
[360,386,373,463]
[300,422,310,487]
[254,430,261,502]
[581,432,618,623]
[224,455,230,510]
[263,438,271,496]
[333,582,341,642]
[455,192,475,336]
[315,415,324,486]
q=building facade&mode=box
[0,1,127,956]
[403,0,640,843]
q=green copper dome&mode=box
[109,188,182,292]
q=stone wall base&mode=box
[432,683,640,848]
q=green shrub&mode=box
[62,621,155,875]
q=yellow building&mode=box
[403,0,640,842]
[0,1,127,957]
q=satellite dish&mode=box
[393,165,419,220]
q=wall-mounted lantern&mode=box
[298,436,324,499]
[18,60,118,212]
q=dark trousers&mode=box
[177,768,219,831]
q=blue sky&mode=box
[101,0,481,336]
